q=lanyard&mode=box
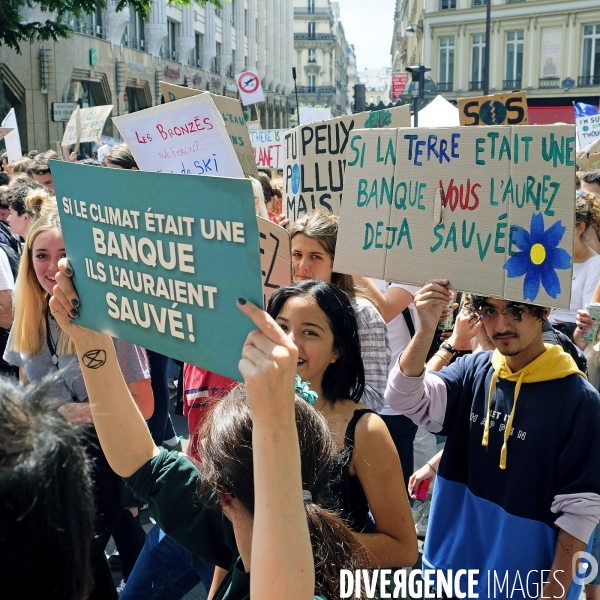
[45,308,79,402]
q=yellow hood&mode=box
[482,344,585,469]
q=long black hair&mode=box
[198,385,368,600]
[267,280,365,404]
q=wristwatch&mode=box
[440,342,459,358]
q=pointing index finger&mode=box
[237,298,296,349]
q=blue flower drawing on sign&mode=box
[291,164,300,194]
[503,212,571,301]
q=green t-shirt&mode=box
[125,449,327,600]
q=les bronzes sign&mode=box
[164,66,181,79]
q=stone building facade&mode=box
[0,0,295,153]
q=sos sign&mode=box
[458,92,528,126]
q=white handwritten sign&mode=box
[1,109,22,162]
[61,105,113,147]
[112,94,243,178]
[251,129,286,170]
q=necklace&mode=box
[49,312,59,332]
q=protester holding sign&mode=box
[48,266,369,600]
[3,194,153,600]
[267,280,418,567]
[289,211,391,412]
[550,192,600,339]
[386,280,600,599]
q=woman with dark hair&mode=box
[50,265,369,600]
[267,280,417,567]
[289,211,390,412]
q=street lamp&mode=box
[406,65,431,127]
[483,0,492,95]
[405,23,422,36]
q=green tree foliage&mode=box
[1,0,223,54]
[363,109,393,128]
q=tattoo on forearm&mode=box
[82,349,107,369]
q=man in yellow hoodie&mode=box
[386,279,600,600]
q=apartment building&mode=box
[293,0,353,116]
[392,0,600,118]
[0,0,294,153]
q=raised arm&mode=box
[353,277,415,324]
[237,299,314,600]
[50,260,157,477]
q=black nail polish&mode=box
[71,298,79,307]
[70,308,79,318]
[237,298,247,305]
[65,268,73,276]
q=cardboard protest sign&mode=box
[576,139,600,171]
[576,114,600,150]
[257,217,292,305]
[0,128,13,141]
[458,92,528,127]
[61,105,113,147]
[235,69,265,106]
[284,105,411,222]
[1,109,22,162]
[251,129,286,170]
[113,94,243,178]
[159,82,258,178]
[52,161,263,380]
[334,125,576,309]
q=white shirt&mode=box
[0,248,15,291]
[551,255,600,323]
[373,280,421,416]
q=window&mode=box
[212,41,221,74]
[505,30,524,88]
[440,0,456,9]
[439,36,454,85]
[215,7,222,18]
[165,20,179,61]
[230,0,235,25]
[122,7,145,50]
[471,33,486,88]
[244,9,248,35]
[472,0,487,6]
[308,74,316,91]
[69,7,104,39]
[582,24,600,86]
[227,50,235,77]
[308,0,315,12]
[308,48,316,63]
[308,22,316,38]
[191,33,204,68]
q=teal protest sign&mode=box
[334,125,576,309]
[52,161,263,380]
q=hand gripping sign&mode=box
[333,125,576,309]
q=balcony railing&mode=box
[294,33,335,41]
[539,78,559,88]
[469,80,483,91]
[296,86,335,94]
[472,0,487,5]
[122,35,146,51]
[188,57,203,69]
[160,47,179,62]
[503,79,522,89]
[437,82,453,92]
[70,20,106,40]
[579,75,600,87]
[294,7,332,16]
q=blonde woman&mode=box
[3,190,153,600]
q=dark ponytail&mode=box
[197,385,368,599]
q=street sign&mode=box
[51,102,78,122]
[561,77,576,89]
[235,68,265,106]
[392,73,409,99]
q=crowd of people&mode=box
[1,144,600,600]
